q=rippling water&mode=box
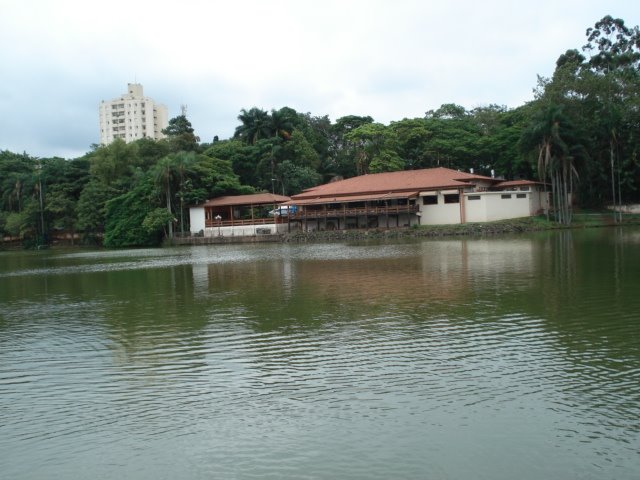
[1,228,639,479]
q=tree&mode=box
[88,139,141,189]
[134,137,171,169]
[388,118,432,169]
[327,115,374,178]
[0,151,35,213]
[584,16,640,73]
[40,156,90,243]
[281,129,320,170]
[77,180,118,240]
[275,160,321,196]
[151,155,180,238]
[344,123,392,174]
[234,107,271,144]
[193,153,253,199]
[162,115,200,152]
[103,179,161,247]
[425,103,468,120]
[582,16,640,215]
[521,104,586,225]
[142,208,175,239]
[203,139,258,187]
[480,106,532,180]
[369,150,405,173]
[269,107,297,139]
[422,109,480,171]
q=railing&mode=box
[205,217,278,228]
[291,204,419,219]
[204,205,419,227]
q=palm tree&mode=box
[172,152,197,235]
[152,156,179,238]
[234,108,271,144]
[269,108,296,139]
[521,104,585,225]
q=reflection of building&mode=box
[99,83,168,144]
[285,167,547,231]
[191,238,537,307]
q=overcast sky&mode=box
[1,0,638,159]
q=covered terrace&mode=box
[190,193,291,237]
[201,193,291,228]
[283,191,420,230]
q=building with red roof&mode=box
[284,167,546,231]
[189,168,547,237]
[190,193,291,236]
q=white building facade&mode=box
[99,83,168,145]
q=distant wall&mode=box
[189,207,205,234]
[479,192,531,222]
[608,204,640,214]
[204,223,287,237]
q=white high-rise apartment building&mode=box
[99,83,168,145]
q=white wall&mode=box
[465,192,532,222]
[484,192,531,221]
[204,223,287,237]
[189,207,205,234]
[419,192,462,225]
[464,194,487,222]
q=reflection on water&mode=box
[1,228,639,480]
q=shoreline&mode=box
[172,214,640,246]
[3,215,639,250]
[281,215,637,243]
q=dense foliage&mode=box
[1,16,638,246]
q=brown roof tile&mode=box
[199,193,290,207]
[292,167,495,200]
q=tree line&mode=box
[1,16,639,247]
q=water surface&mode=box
[1,228,639,479]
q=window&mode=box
[444,194,460,204]
[422,196,437,205]
[501,194,512,199]
[516,193,527,199]
[467,195,481,201]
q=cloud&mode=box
[1,0,638,158]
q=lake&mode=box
[1,228,639,479]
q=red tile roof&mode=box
[198,193,290,207]
[284,191,419,206]
[292,167,495,200]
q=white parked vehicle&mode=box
[268,205,297,216]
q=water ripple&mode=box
[1,233,640,479]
